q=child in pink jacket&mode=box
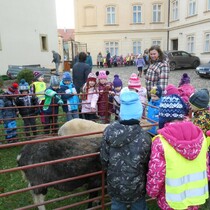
[81,72,99,120]
[146,94,210,210]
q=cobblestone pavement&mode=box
[93,66,210,91]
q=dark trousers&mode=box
[44,115,58,134]
[23,117,37,136]
[84,113,98,121]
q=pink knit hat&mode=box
[128,73,141,91]
[165,84,179,96]
[96,70,109,79]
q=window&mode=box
[105,41,118,56]
[40,34,48,51]
[189,0,196,16]
[133,41,142,55]
[152,40,161,46]
[204,33,210,52]
[153,4,161,22]
[106,6,115,24]
[208,0,210,10]
[187,36,195,53]
[172,0,179,20]
[133,5,142,23]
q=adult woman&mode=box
[145,45,170,100]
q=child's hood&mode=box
[103,121,141,147]
[158,121,204,160]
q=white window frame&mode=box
[152,40,161,46]
[133,5,142,23]
[133,41,142,55]
[105,41,119,56]
[188,0,196,16]
[208,0,210,11]
[187,36,195,53]
[153,4,161,22]
[172,0,179,20]
[204,33,210,52]
[106,6,116,24]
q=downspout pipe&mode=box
[167,0,170,51]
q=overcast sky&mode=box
[55,0,75,29]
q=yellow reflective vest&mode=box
[32,81,46,101]
[158,135,209,209]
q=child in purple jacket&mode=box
[136,54,145,77]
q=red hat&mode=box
[8,83,19,94]
[128,73,141,92]
[87,72,97,82]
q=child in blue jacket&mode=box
[147,86,162,136]
[60,72,79,121]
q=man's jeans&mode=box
[111,197,147,210]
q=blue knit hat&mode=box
[113,74,123,88]
[159,94,188,129]
[19,79,29,92]
[62,72,72,81]
[119,90,143,120]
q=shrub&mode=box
[17,69,34,84]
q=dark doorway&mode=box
[172,39,178,50]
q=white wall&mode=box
[0,0,59,74]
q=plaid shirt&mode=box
[145,60,170,93]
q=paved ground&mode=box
[92,66,210,91]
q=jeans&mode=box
[111,197,147,210]
[67,111,79,121]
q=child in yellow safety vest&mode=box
[146,94,210,210]
[30,71,46,124]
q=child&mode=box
[81,72,99,120]
[136,53,145,77]
[189,89,210,135]
[60,72,79,121]
[19,79,30,92]
[165,83,179,96]
[147,94,209,210]
[30,71,46,124]
[112,74,123,120]
[15,81,39,139]
[100,90,151,210]
[0,83,19,143]
[178,73,195,105]
[43,76,63,134]
[128,73,147,116]
[96,70,113,123]
[147,86,162,136]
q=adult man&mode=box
[72,52,91,94]
[52,50,61,75]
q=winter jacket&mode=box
[147,98,162,135]
[100,120,151,203]
[146,121,210,210]
[136,58,145,68]
[145,59,170,93]
[178,83,195,104]
[72,62,91,93]
[60,81,79,112]
[43,87,62,115]
[0,94,17,123]
[15,95,39,117]
[97,82,113,117]
[81,84,99,113]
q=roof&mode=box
[57,29,75,41]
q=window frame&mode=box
[188,0,196,16]
[106,6,116,24]
[105,41,119,56]
[152,4,161,22]
[187,36,195,53]
[171,0,179,21]
[152,40,161,47]
[133,40,142,55]
[204,33,210,52]
[132,5,142,24]
[40,34,48,52]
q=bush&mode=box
[17,69,34,84]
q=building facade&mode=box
[0,0,59,75]
[74,0,210,65]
